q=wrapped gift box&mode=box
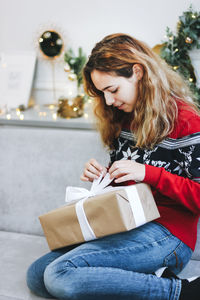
[39,175,160,250]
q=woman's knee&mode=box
[26,249,66,297]
[44,261,79,300]
[26,258,54,298]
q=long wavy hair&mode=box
[83,33,199,149]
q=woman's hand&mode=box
[80,158,107,182]
[109,160,145,183]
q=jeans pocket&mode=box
[164,240,193,274]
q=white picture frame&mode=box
[0,51,36,109]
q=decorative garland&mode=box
[64,47,87,88]
[160,6,200,104]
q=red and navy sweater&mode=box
[109,102,200,250]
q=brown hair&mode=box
[83,33,199,149]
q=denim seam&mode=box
[173,279,182,300]
[163,240,191,269]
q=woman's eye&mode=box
[111,88,118,94]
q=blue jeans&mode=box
[26,222,192,300]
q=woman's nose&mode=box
[104,93,115,106]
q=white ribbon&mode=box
[65,173,113,204]
[65,173,146,241]
[124,185,146,227]
[65,173,113,241]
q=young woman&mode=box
[27,33,200,300]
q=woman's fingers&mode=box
[109,161,128,179]
[80,175,89,182]
[81,158,107,182]
[109,160,145,182]
[114,174,133,183]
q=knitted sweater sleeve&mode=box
[143,114,200,215]
[143,164,200,214]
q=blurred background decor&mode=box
[57,95,85,118]
[158,6,200,104]
[0,51,36,111]
[1,0,199,121]
[39,30,64,60]
[64,47,87,91]
[58,47,88,118]
[38,29,65,105]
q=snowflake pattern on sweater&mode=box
[109,130,200,183]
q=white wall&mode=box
[0,0,200,105]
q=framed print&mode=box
[0,51,36,109]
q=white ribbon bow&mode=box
[65,173,146,242]
[65,173,113,205]
[65,173,113,241]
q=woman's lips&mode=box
[117,103,124,110]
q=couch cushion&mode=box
[0,229,199,300]
[191,219,200,260]
[178,259,200,278]
[0,231,54,300]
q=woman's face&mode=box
[91,67,141,113]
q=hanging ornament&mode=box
[177,20,182,32]
[68,72,77,81]
[185,37,193,44]
[64,62,70,72]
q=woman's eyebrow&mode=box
[102,85,113,91]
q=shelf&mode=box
[0,106,96,130]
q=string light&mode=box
[39,112,47,117]
[189,78,194,82]
[173,66,179,70]
[84,113,89,119]
[48,104,56,110]
[52,113,57,120]
[16,108,21,116]
[6,114,11,120]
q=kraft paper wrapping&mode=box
[39,183,160,250]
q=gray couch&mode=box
[0,123,200,300]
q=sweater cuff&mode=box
[143,164,162,187]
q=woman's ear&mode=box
[132,64,143,81]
